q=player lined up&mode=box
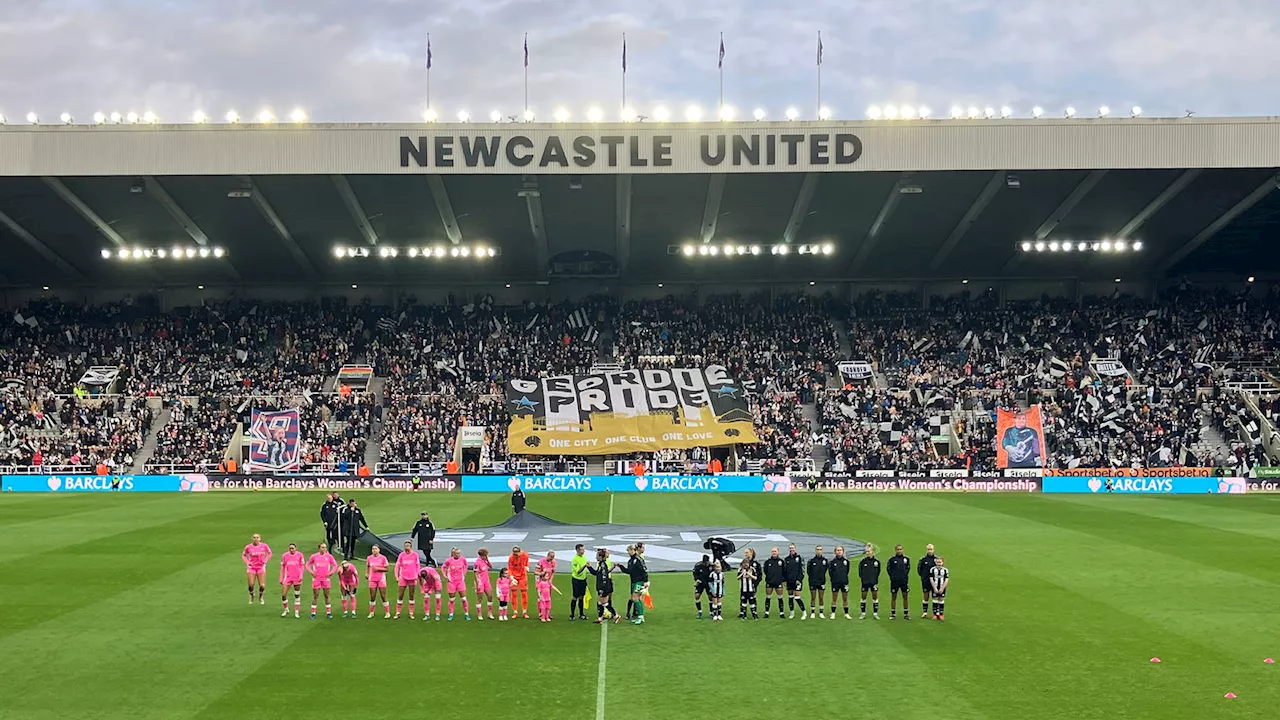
[692,542,951,621]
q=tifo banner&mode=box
[1,475,207,493]
[1045,467,1214,477]
[814,475,1041,492]
[462,475,791,493]
[207,474,459,492]
[504,365,760,455]
[996,406,1045,469]
[1042,476,1246,494]
[246,409,301,472]
[837,360,875,384]
[1091,358,1129,377]
[372,511,863,574]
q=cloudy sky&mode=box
[2,0,1278,123]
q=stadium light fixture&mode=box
[197,247,210,258]
[225,110,240,123]
[553,107,570,122]
[1098,106,1110,118]
[866,105,882,120]
[100,249,111,259]
[487,248,497,257]
[918,107,931,119]
[1034,242,1045,252]
[1064,107,1076,118]
[1131,106,1142,118]
[172,245,184,258]
[900,105,916,120]
[685,105,703,122]
[1114,278,1121,283]
[949,106,963,119]
[653,106,671,122]
[1049,241,1060,251]
[290,108,307,123]
[143,111,157,124]
[109,111,123,124]
[718,105,736,121]
[60,113,73,124]
[1100,240,1113,252]
[0,114,6,125]
[708,245,719,255]
[156,249,167,258]
[449,248,460,257]
[92,111,106,124]
[983,107,996,119]
[351,284,358,289]
[785,107,799,121]
[117,248,129,259]
[433,247,446,258]
[883,105,898,120]
[1062,241,1072,252]
[1031,106,1044,118]
[698,245,709,256]
[965,106,979,119]
[1077,242,1088,251]
[124,111,139,124]
[192,110,208,124]
[489,110,501,122]
[1132,241,1143,251]
[817,106,832,120]
[1021,241,1032,252]
[657,283,664,288]
[620,106,638,122]
[752,108,766,121]
[131,248,144,259]
[750,245,761,255]
[422,108,438,123]
[522,108,536,122]
[1000,106,1012,118]
[1114,240,1127,252]
[185,247,196,258]
[460,247,472,257]
[407,247,420,258]
[682,245,695,256]
[962,279,969,284]
[257,109,274,124]
[776,244,790,255]
[458,110,471,122]
[333,246,345,258]
[821,243,834,255]
[1248,276,1256,283]
[198,285,205,290]
[587,106,604,123]
[26,112,39,124]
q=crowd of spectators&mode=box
[5,286,1280,472]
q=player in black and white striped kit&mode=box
[928,557,949,620]
[737,548,761,620]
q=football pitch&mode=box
[1,491,1277,720]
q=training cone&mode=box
[1224,693,1236,699]
[1150,657,1161,663]
[1264,658,1275,664]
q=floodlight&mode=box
[950,106,964,119]
[109,112,123,123]
[698,245,709,256]
[131,248,144,259]
[333,246,346,258]
[118,249,129,259]
[192,111,208,123]
[918,107,931,119]
[967,106,980,119]
[101,249,112,259]
[817,106,832,120]
[408,247,419,257]
[1031,106,1044,118]
[682,245,695,256]
[553,107,570,122]
[198,247,210,258]
[1100,240,1113,252]
[460,247,471,257]
[708,245,719,255]
[378,246,391,258]
[620,106,637,122]
[900,105,916,119]
[1098,106,1110,118]
[1000,106,1012,118]
[752,108,766,121]
[450,247,460,257]
[185,247,196,258]
[776,244,790,255]
[433,247,446,257]
[257,109,274,123]
[60,113,72,124]
[983,107,996,119]
[750,245,761,255]
[653,106,671,122]
[785,107,799,120]
[1064,107,1076,118]
[26,112,39,124]
[458,110,471,122]
[522,109,535,122]
[157,249,167,258]
[225,110,240,123]
[684,105,703,122]
[866,106,882,120]
[489,110,501,122]
[883,105,898,120]
[422,108,438,123]
[1114,240,1127,251]
[587,107,604,123]
[718,105,735,121]
[172,246,184,258]
[290,108,307,123]
[1021,241,1032,252]
[1132,241,1143,251]
[1049,241,1060,251]
[1131,106,1142,117]
[142,111,157,124]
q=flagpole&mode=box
[523,33,529,116]
[718,32,724,110]
[426,33,432,113]
[817,31,823,117]
[621,33,627,111]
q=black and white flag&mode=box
[376,317,397,332]
[580,327,600,343]
[567,309,590,329]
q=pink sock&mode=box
[382,601,390,612]
[396,601,403,614]
[282,599,289,611]
[463,599,470,614]
[311,604,317,614]
[325,603,331,614]
[448,599,455,615]
[369,601,376,613]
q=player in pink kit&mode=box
[307,542,338,619]
[473,548,495,620]
[365,545,391,618]
[279,542,306,617]
[338,561,359,618]
[536,551,557,619]
[535,570,555,622]
[496,568,512,621]
[418,566,442,620]
[394,540,421,619]
[241,533,272,606]
[441,548,471,621]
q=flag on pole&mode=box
[622,34,627,71]
[524,33,529,67]
[427,34,432,69]
[718,34,725,68]
[817,32,823,65]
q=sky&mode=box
[2,0,1279,123]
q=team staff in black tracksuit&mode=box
[411,511,436,566]
[828,546,853,619]
[586,548,620,624]
[762,548,786,618]
[511,488,526,514]
[692,556,713,619]
[782,544,807,619]
[806,547,830,619]
[320,493,341,551]
[737,548,761,620]
[887,544,913,620]
[858,545,882,620]
[916,543,938,619]
[338,499,369,561]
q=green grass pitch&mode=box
[1,491,1277,719]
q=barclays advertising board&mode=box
[462,475,794,493]
[1041,476,1247,494]
[1,475,208,493]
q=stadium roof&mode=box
[1,117,1278,288]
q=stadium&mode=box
[3,79,1280,720]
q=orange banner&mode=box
[997,406,1045,469]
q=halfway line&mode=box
[596,491,615,720]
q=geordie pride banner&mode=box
[996,405,1046,469]
[246,409,301,472]
[504,365,759,455]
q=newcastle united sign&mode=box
[399,130,862,173]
